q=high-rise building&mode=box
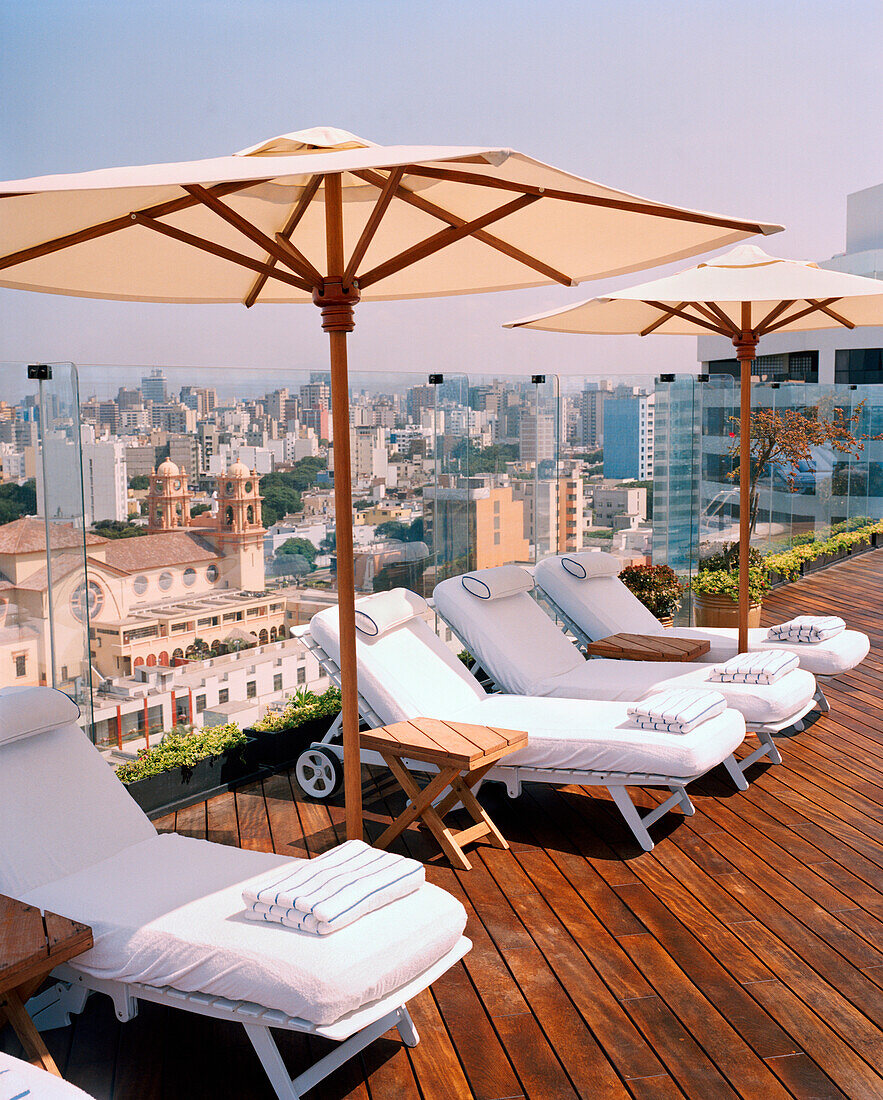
[578,380,613,448]
[37,435,128,525]
[424,477,529,577]
[141,368,168,403]
[519,412,555,464]
[602,393,655,479]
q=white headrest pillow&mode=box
[354,587,428,638]
[461,565,533,600]
[560,552,622,580]
[0,686,81,746]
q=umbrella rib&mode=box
[702,302,742,338]
[401,165,770,234]
[356,193,541,289]
[353,169,575,286]
[342,166,406,289]
[182,184,322,286]
[640,302,689,336]
[244,174,324,307]
[755,299,795,334]
[763,298,843,335]
[0,180,260,273]
[131,214,312,292]
[806,298,855,329]
[644,300,728,335]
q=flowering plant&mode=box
[618,564,686,618]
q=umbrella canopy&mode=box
[507,244,883,652]
[0,127,782,840]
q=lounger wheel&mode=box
[295,746,343,799]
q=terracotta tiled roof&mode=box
[14,554,83,592]
[101,531,220,574]
[0,516,107,555]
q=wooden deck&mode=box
[5,551,883,1098]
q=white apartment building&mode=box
[37,432,128,524]
[519,412,555,464]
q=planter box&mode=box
[121,737,263,820]
[693,593,762,629]
[245,716,335,773]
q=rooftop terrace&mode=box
[4,552,883,1098]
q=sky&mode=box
[2,0,882,397]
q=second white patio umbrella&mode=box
[507,244,883,652]
[0,127,780,837]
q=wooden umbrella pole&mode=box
[733,306,758,655]
[315,172,363,840]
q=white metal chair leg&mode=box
[722,753,750,791]
[396,1006,419,1047]
[814,685,831,714]
[742,729,782,769]
[608,786,656,851]
[670,785,695,816]
[244,1023,301,1100]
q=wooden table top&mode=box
[0,895,92,993]
[361,717,528,770]
[584,632,711,662]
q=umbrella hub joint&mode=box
[312,278,360,332]
[732,331,759,360]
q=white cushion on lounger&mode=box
[534,555,663,638]
[663,626,870,676]
[434,571,814,726]
[452,695,745,779]
[559,551,621,579]
[0,1052,97,1099]
[0,685,81,745]
[19,832,466,1027]
[0,704,156,896]
[311,597,486,724]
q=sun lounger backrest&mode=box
[0,687,156,896]
[534,555,663,640]
[310,591,487,725]
[433,570,585,696]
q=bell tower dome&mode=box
[214,463,265,589]
[147,459,192,532]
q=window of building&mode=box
[195,694,206,712]
[133,575,148,595]
[246,681,256,699]
[158,571,173,591]
[835,347,883,385]
[14,654,26,678]
[273,674,283,692]
[218,688,229,704]
[297,666,306,685]
[183,567,196,587]
[493,532,501,545]
[206,564,219,583]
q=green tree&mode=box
[191,503,211,517]
[276,537,317,566]
[91,520,149,539]
[0,480,37,525]
[128,474,150,490]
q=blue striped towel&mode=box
[0,1065,30,1100]
[242,840,424,935]
[710,650,800,684]
[627,688,727,734]
[767,615,845,644]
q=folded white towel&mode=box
[767,615,845,644]
[710,650,800,684]
[627,688,727,734]
[242,840,424,934]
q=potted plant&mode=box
[116,721,259,819]
[691,563,769,629]
[618,564,686,628]
[245,687,342,772]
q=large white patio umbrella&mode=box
[507,244,883,653]
[0,126,780,838]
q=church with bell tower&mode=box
[147,459,192,532]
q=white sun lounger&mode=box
[0,1051,97,1099]
[0,687,470,1100]
[303,590,749,852]
[433,567,817,752]
[534,552,869,712]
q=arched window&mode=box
[258,629,268,644]
[247,505,254,524]
[146,654,157,667]
[133,656,144,667]
[269,627,277,642]
[172,648,184,662]
[158,651,169,666]
[225,506,234,526]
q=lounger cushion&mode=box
[0,1051,97,1098]
[0,685,80,745]
[0,698,157,896]
[532,658,816,726]
[560,551,621,579]
[19,832,467,1027]
[663,626,870,676]
[354,587,428,638]
[535,556,663,638]
[311,601,486,725]
[454,695,746,779]
[461,565,533,600]
[434,573,583,696]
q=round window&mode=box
[158,571,173,591]
[245,481,253,494]
[183,567,196,587]
[173,480,181,491]
[71,580,103,623]
[206,564,219,583]
[133,575,148,595]
[226,481,234,495]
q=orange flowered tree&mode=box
[726,399,875,563]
